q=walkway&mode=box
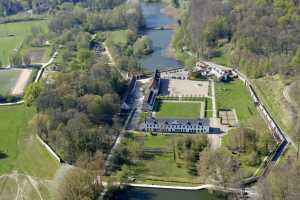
[211,79,217,118]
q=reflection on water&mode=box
[140,1,181,71]
[116,187,229,200]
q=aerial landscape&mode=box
[0,0,300,200]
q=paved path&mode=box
[211,79,217,118]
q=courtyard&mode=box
[154,100,205,119]
[160,79,209,97]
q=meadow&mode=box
[0,105,59,178]
[0,20,48,66]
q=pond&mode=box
[115,186,229,200]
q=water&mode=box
[140,1,181,71]
[116,187,228,200]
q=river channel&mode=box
[140,1,181,71]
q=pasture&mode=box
[0,105,59,178]
[0,20,48,66]
[0,69,22,95]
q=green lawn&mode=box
[215,80,257,121]
[0,105,59,178]
[155,100,202,119]
[0,69,21,95]
[106,30,129,45]
[0,20,48,66]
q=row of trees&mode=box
[49,4,143,34]
[0,0,128,17]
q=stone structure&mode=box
[143,117,210,133]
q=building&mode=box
[160,67,189,80]
[121,75,137,110]
[143,69,161,111]
[143,117,210,133]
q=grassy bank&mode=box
[0,105,59,178]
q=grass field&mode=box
[215,80,257,121]
[0,105,59,178]
[0,20,48,65]
[0,69,22,95]
[106,30,129,45]
[155,100,203,118]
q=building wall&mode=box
[145,123,209,134]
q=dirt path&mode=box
[10,69,32,96]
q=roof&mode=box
[149,69,161,90]
[145,117,210,126]
[122,75,137,105]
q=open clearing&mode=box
[0,20,48,65]
[11,68,32,96]
[0,105,59,177]
[155,100,204,118]
[0,69,21,95]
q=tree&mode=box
[9,51,22,66]
[24,82,42,106]
[23,54,31,65]
[57,168,102,200]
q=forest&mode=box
[173,0,300,78]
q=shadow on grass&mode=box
[0,152,8,159]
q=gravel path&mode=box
[10,69,32,96]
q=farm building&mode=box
[143,117,210,134]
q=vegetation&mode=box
[154,100,202,118]
[0,20,48,65]
[178,0,300,78]
[0,69,21,95]
[0,105,59,178]
[111,132,209,184]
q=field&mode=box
[106,30,129,45]
[154,100,203,118]
[0,69,22,95]
[0,20,48,65]
[215,80,257,121]
[0,105,59,178]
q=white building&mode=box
[144,117,210,134]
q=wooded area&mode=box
[174,0,300,78]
